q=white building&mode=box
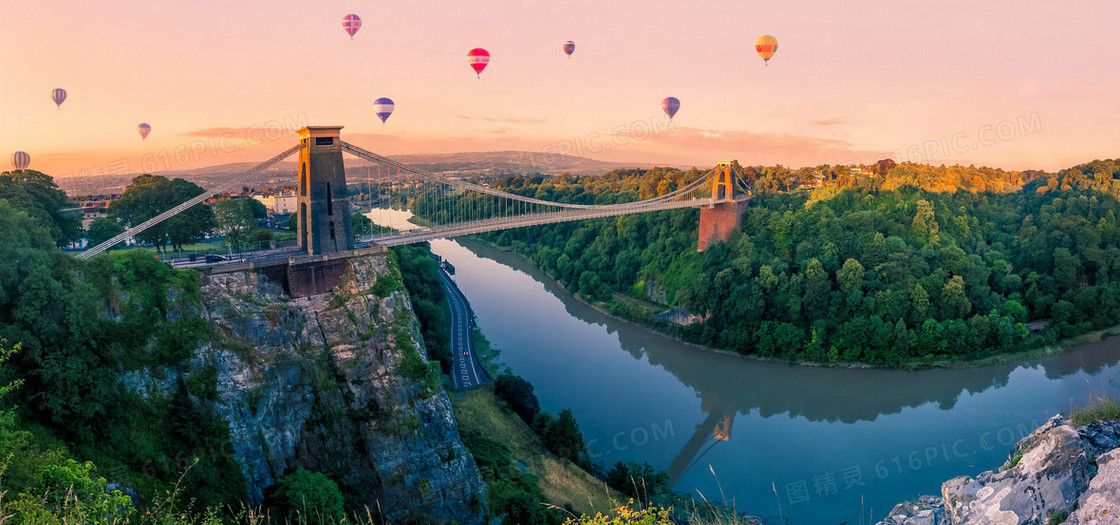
[253,192,297,214]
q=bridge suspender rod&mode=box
[76,143,304,260]
[340,141,712,212]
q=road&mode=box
[438,263,489,389]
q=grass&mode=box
[450,386,620,515]
[1071,396,1120,427]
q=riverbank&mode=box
[464,238,1120,372]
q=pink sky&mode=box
[2,0,1118,177]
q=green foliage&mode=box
[213,198,258,251]
[457,427,560,524]
[494,373,541,425]
[392,244,451,373]
[1071,397,1120,427]
[269,467,346,524]
[86,217,126,250]
[109,174,214,251]
[0,170,81,247]
[604,462,670,500]
[469,165,1120,365]
[536,409,591,470]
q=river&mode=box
[423,236,1120,524]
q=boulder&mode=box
[941,415,1090,524]
[1067,448,1120,523]
[877,495,947,525]
[1078,420,1120,457]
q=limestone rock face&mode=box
[941,415,1089,524]
[876,416,1120,525]
[200,254,487,524]
[879,495,947,525]
[1068,448,1120,523]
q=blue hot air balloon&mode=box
[662,97,680,120]
[563,41,575,58]
[51,88,67,109]
[11,151,30,171]
[373,97,395,124]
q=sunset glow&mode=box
[3,0,1118,176]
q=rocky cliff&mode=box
[125,252,488,524]
[877,415,1120,525]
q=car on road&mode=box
[204,254,225,263]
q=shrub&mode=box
[270,467,345,524]
[494,373,540,424]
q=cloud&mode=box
[179,126,298,138]
[807,117,852,127]
[180,126,254,137]
[487,128,510,134]
[453,116,547,124]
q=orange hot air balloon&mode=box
[755,35,778,65]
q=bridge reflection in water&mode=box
[435,237,1120,522]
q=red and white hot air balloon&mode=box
[138,123,151,141]
[51,88,67,109]
[11,151,30,171]
[467,48,490,78]
[343,14,362,39]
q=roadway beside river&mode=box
[438,262,490,389]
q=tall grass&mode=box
[1071,396,1120,427]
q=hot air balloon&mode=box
[563,41,575,58]
[467,48,490,78]
[343,14,362,39]
[51,88,67,109]
[662,97,680,120]
[755,35,778,65]
[373,98,394,124]
[11,151,30,171]
[138,123,151,141]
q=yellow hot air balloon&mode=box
[755,34,778,65]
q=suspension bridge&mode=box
[76,126,751,261]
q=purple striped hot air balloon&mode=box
[11,151,30,171]
[138,123,151,141]
[343,14,361,39]
[662,97,680,120]
[51,88,67,109]
[373,98,395,124]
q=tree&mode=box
[270,467,345,523]
[86,218,125,250]
[803,258,831,321]
[911,199,939,242]
[540,409,588,468]
[109,175,213,252]
[605,461,669,499]
[213,198,257,251]
[494,374,540,424]
[837,258,866,296]
[0,170,81,247]
[941,275,972,319]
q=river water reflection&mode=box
[428,237,1120,524]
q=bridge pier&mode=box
[696,162,749,252]
[698,201,748,252]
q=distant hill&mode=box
[55,151,670,195]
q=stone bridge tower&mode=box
[697,161,750,252]
[297,126,354,255]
